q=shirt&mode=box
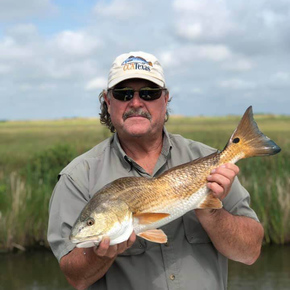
[47,128,259,290]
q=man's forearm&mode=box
[195,208,264,265]
[60,234,136,290]
[60,247,115,290]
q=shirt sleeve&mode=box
[223,177,260,222]
[47,173,89,262]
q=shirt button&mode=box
[169,274,175,281]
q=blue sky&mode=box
[0,0,289,120]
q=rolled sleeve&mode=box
[223,177,259,222]
[47,173,89,262]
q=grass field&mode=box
[0,113,289,251]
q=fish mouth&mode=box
[71,237,102,248]
[70,234,101,244]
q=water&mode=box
[228,245,290,289]
[0,246,289,290]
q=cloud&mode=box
[85,77,107,91]
[173,0,235,40]
[218,78,257,90]
[0,0,57,21]
[269,72,290,88]
[222,58,254,71]
[0,35,35,61]
[0,64,11,74]
[1,0,290,119]
[160,44,232,69]
[93,0,144,20]
[53,30,102,56]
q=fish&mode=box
[70,106,281,248]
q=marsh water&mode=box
[0,245,289,290]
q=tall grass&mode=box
[0,144,78,250]
[0,114,289,251]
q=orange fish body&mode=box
[70,106,281,248]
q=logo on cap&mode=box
[121,56,153,72]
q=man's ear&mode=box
[104,91,111,114]
[164,91,170,105]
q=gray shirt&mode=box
[47,129,259,290]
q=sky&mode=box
[0,0,289,120]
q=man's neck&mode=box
[118,132,164,175]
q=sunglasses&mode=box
[108,87,167,102]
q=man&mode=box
[47,51,264,290]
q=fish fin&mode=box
[133,212,170,225]
[197,193,223,209]
[224,106,281,159]
[138,229,168,243]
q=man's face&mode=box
[105,79,169,139]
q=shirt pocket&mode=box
[118,237,147,256]
[183,211,211,244]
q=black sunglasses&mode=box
[108,87,167,102]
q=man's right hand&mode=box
[94,232,137,258]
[60,232,137,290]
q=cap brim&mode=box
[108,73,165,89]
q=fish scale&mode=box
[70,106,281,247]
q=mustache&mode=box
[123,108,152,121]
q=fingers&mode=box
[94,232,136,259]
[127,232,137,248]
[207,163,239,200]
[94,237,113,257]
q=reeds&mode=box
[0,144,78,251]
[238,154,290,244]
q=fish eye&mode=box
[233,138,240,144]
[86,218,95,226]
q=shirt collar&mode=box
[111,128,172,172]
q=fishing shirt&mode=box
[47,128,259,290]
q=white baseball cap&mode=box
[107,51,166,89]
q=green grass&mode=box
[0,114,289,250]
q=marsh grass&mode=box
[0,114,289,250]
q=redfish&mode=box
[70,106,281,248]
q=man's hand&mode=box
[60,232,137,290]
[196,163,263,265]
[94,232,137,258]
[206,163,239,200]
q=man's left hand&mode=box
[207,163,239,200]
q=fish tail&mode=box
[223,106,281,160]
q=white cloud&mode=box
[160,44,232,69]
[0,0,56,21]
[173,0,236,40]
[198,45,231,61]
[218,78,256,90]
[0,64,12,74]
[222,58,254,71]
[271,72,290,82]
[85,77,107,91]
[0,36,35,60]
[269,72,290,88]
[260,9,286,28]
[93,0,143,20]
[54,30,102,56]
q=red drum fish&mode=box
[70,106,281,248]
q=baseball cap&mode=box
[107,51,166,89]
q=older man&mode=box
[47,51,264,290]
